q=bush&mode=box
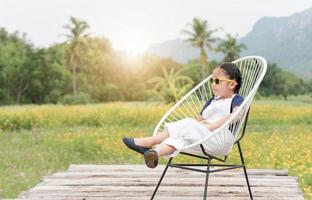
[288,95,312,104]
[58,92,93,105]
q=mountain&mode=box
[239,7,312,78]
[146,39,199,63]
[145,39,222,63]
[145,8,312,79]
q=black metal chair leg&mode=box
[237,142,253,200]
[203,158,211,200]
[151,157,173,200]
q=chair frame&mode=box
[151,111,252,200]
[150,56,267,200]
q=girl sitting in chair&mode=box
[122,62,243,168]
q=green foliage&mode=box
[63,16,90,98]
[121,54,183,101]
[288,95,312,104]
[183,59,218,85]
[148,67,194,103]
[217,34,247,62]
[0,20,311,106]
[259,63,309,99]
[0,28,70,105]
[25,45,70,103]
[58,92,93,105]
[182,18,218,77]
[0,101,311,198]
[78,37,125,101]
[0,102,169,131]
[0,28,34,104]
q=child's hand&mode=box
[200,120,210,125]
[199,121,213,131]
[204,123,213,131]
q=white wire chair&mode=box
[151,56,267,200]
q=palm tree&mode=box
[63,16,89,98]
[217,34,246,62]
[148,67,194,103]
[182,18,218,79]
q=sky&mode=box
[0,0,311,55]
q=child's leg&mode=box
[155,143,176,156]
[144,143,176,168]
[134,130,169,148]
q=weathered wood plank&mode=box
[43,172,295,179]
[16,198,304,200]
[38,177,299,187]
[19,190,304,198]
[68,165,289,176]
[18,165,304,199]
[28,185,302,192]
[20,191,303,198]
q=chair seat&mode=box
[151,56,267,200]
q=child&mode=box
[122,63,243,168]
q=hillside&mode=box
[145,8,312,79]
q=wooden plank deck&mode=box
[18,165,304,200]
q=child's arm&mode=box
[204,106,240,131]
[196,115,205,122]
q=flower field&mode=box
[0,100,311,198]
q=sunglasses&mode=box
[209,77,236,85]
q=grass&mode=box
[0,100,311,199]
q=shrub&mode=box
[58,92,93,105]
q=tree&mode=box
[217,34,246,62]
[259,63,285,97]
[123,54,183,101]
[25,45,70,104]
[279,71,302,100]
[0,28,34,104]
[79,37,123,101]
[182,18,218,79]
[183,59,218,86]
[304,79,312,96]
[63,16,89,98]
[148,67,194,103]
[259,63,304,99]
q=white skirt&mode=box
[160,118,236,157]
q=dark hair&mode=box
[218,62,242,93]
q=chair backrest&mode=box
[152,56,267,156]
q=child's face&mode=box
[210,67,237,98]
